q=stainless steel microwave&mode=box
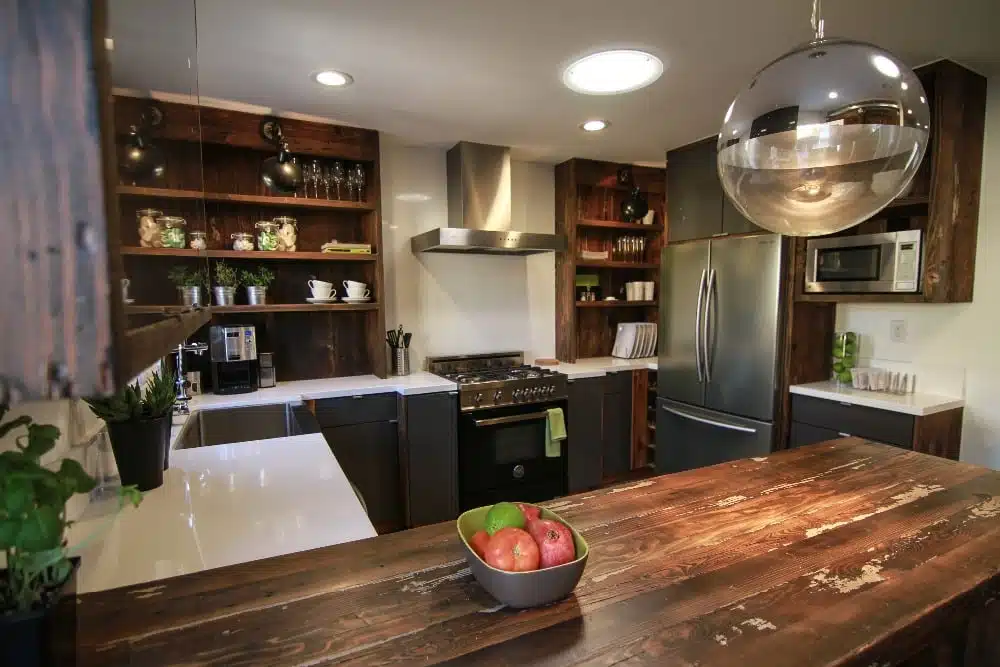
[805,230,922,294]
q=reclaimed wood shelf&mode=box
[127,303,378,315]
[794,291,928,304]
[118,186,375,211]
[120,247,377,262]
[578,219,665,232]
[122,308,212,379]
[576,260,660,270]
[576,300,657,308]
[886,195,930,208]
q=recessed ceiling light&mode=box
[313,70,354,87]
[827,90,839,99]
[396,193,431,202]
[580,119,609,132]
[563,50,663,95]
[901,82,909,91]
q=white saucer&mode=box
[342,296,371,303]
[124,298,135,305]
[306,297,338,303]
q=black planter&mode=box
[0,557,79,667]
[107,415,170,491]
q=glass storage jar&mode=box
[158,216,187,249]
[831,331,859,386]
[272,216,297,252]
[255,221,280,251]
[189,231,207,250]
[136,208,163,248]
[231,232,254,252]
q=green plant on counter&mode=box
[213,261,241,288]
[84,370,176,423]
[0,406,142,613]
[240,266,275,288]
[167,266,208,288]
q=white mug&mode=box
[625,282,638,301]
[346,287,371,299]
[308,280,334,298]
[643,281,655,301]
[121,277,131,302]
[343,280,366,291]
[642,210,656,225]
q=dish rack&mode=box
[611,322,657,359]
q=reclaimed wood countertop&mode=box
[79,439,1000,666]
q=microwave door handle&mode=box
[473,411,549,428]
[694,269,707,382]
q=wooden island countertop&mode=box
[79,439,1000,667]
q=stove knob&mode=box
[528,387,539,399]
[548,384,557,395]
[494,389,503,402]
[474,392,483,405]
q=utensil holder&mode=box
[393,347,410,376]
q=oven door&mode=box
[458,401,567,510]
[804,233,906,293]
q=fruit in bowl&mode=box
[457,502,589,608]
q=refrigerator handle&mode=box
[694,268,707,382]
[661,405,757,434]
[704,268,717,382]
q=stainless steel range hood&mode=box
[410,142,566,255]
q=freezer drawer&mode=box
[656,398,772,473]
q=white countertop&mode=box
[790,381,965,416]
[68,433,376,593]
[543,357,658,380]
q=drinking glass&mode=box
[352,163,366,202]
[322,165,331,199]
[310,160,322,198]
[346,166,357,202]
[331,161,346,200]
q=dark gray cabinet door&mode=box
[321,421,403,534]
[402,392,459,527]
[602,373,633,480]
[721,195,760,235]
[667,139,723,243]
[789,421,844,449]
[567,377,604,492]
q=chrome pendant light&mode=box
[717,0,930,236]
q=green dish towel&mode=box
[545,407,567,458]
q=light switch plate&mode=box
[890,319,908,343]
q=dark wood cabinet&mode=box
[567,377,604,492]
[789,394,963,460]
[602,372,633,480]
[316,392,403,533]
[666,139,722,243]
[400,392,459,527]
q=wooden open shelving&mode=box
[576,300,657,308]
[577,219,665,232]
[556,159,666,361]
[127,302,378,315]
[120,246,376,262]
[118,185,375,211]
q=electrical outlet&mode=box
[890,319,908,343]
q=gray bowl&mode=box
[457,503,589,608]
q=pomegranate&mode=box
[469,530,491,560]
[528,519,576,568]
[517,503,541,523]
[484,527,540,572]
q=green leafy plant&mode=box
[85,370,176,423]
[240,266,275,288]
[0,406,142,613]
[213,261,241,288]
[167,266,208,288]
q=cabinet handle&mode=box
[352,395,364,399]
[838,432,851,437]
[838,402,853,407]
[389,419,398,424]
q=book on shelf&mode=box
[321,242,373,254]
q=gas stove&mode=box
[427,352,567,411]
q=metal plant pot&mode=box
[213,286,236,306]
[178,286,202,307]
[246,286,267,305]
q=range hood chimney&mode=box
[410,141,566,255]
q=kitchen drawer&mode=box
[790,421,847,449]
[790,394,913,447]
[314,392,398,427]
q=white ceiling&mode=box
[109,0,1000,165]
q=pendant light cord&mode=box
[811,0,825,39]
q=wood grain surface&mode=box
[78,439,1000,666]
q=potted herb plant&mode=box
[241,266,275,305]
[167,266,207,307]
[85,370,175,490]
[212,261,241,306]
[0,407,142,667]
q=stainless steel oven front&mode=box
[805,230,922,294]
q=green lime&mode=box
[837,370,853,383]
[842,358,855,369]
[832,362,844,373]
[845,332,857,343]
[484,502,526,535]
[832,348,844,359]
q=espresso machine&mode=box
[209,325,258,394]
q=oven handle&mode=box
[473,411,550,428]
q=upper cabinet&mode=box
[666,138,758,243]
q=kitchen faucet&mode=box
[173,341,208,415]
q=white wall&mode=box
[836,78,999,469]
[381,140,555,368]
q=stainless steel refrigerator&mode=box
[657,233,783,472]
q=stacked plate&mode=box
[611,322,658,359]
